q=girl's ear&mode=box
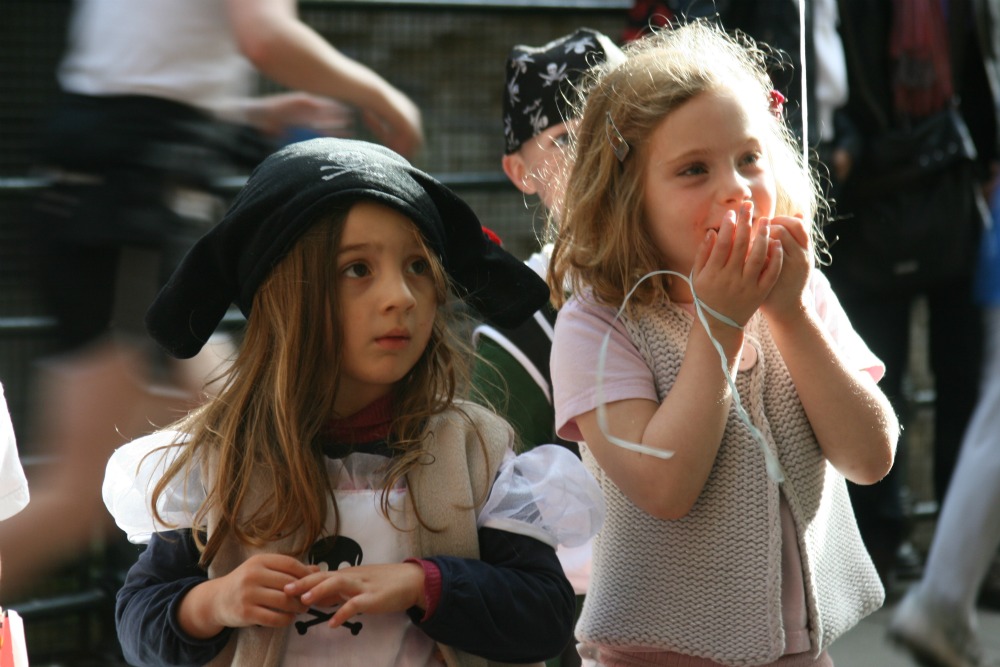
[501,153,537,196]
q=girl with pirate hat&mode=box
[102,137,605,667]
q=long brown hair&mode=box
[150,206,476,566]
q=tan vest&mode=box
[576,304,883,666]
[204,401,542,667]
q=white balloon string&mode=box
[595,269,785,482]
[799,0,809,165]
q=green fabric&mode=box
[473,339,586,667]
[471,337,554,449]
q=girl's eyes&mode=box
[679,152,761,176]
[341,258,430,278]
[551,132,571,147]
[408,257,431,275]
[342,262,370,278]
[680,163,708,176]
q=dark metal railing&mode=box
[0,171,514,341]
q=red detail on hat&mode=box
[482,226,503,247]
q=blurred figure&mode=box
[828,0,1000,590]
[474,28,624,667]
[886,181,1000,667]
[0,0,422,602]
[0,381,30,587]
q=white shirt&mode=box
[0,382,29,521]
[58,0,254,118]
[812,0,849,142]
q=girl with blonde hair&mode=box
[548,21,898,666]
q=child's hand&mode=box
[181,553,318,636]
[284,562,426,628]
[759,214,811,322]
[692,201,782,328]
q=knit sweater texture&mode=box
[576,304,883,666]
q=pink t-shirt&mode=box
[553,270,883,441]
[551,270,884,660]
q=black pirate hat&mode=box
[503,27,624,154]
[146,138,550,359]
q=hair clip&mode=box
[769,90,785,119]
[606,112,630,162]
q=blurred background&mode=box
[0,2,631,663]
[0,2,942,664]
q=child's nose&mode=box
[381,271,417,310]
[720,171,753,204]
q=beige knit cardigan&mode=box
[576,304,883,666]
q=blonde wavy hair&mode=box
[151,207,478,567]
[548,19,825,309]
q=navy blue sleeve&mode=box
[116,529,233,667]
[413,527,576,663]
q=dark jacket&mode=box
[837,0,1000,180]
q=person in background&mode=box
[479,26,624,469]
[0,0,423,602]
[0,381,29,586]
[887,180,1000,667]
[474,28,624,667]
[828,0,1000,590]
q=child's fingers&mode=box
[253,553,317,580]
[279,588,312,615]
[761,239,783,287]
[744,217,770,275]
[768,224,808,265]
[254,588,310,617]
[706,210,736,269]
[285,573,344,604]
[222,586,306,628]
[732,201,754,258]
[283,571,331,596]
[693,229,717,275]
[292,572,367,610]
[770,215,810,250]
[245,605,300,628]
[328,594,367,628]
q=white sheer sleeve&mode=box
[478,444,605,549]
[102,430,205,544]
